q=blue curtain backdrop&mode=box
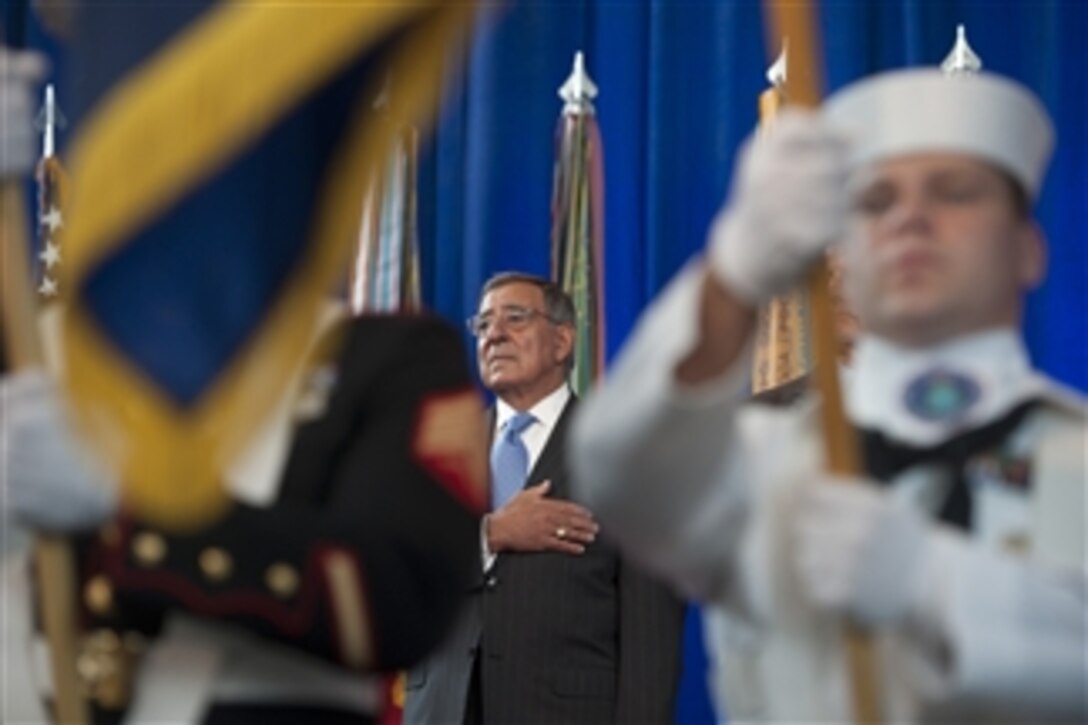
[415,3,1086,722]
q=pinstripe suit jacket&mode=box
[404,396,684,724]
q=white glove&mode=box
[2,370,118,532]
[0,48,48,177]
[793,480,932,628]
[708,109,850,305]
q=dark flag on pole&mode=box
[59,3,476,530]
[550,51,606,396]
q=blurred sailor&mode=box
[572,64,1086,722]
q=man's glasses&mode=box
[466,305,557,337]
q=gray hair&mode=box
[479,272,576,326]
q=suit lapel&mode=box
[525,396,576,497]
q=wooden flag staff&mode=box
[762,2,881,722]
[2,178,89,723]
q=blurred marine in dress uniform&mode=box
[2,60,486,715]
[571,65,1086,721]
[4,311,486,724]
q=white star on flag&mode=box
[39,276,58,297]
[41,206,63,233]
[39,240,62,269]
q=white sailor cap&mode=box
[824,69,1054,200]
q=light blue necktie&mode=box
[490,411,535,510]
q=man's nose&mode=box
[885,192,934,239]
[483,320,509,345]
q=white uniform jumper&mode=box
[573,265,1086,722]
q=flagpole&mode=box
[763,2,881,723]
[3,9,86,718]
[1,166,89,725]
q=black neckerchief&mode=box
[858,400,1038,530]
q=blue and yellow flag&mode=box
[60,3,475,530]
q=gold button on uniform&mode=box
[132,533,166,567]
[84,575,115,615]
[199,547,233,582]
[265,563,300,598]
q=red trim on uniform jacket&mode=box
[412,388,487,514]
[101,519,355,647]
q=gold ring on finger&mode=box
[556,526,567,540]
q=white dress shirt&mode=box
[494,383,571,473]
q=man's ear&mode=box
[1017,220,1047,291]
[553,323,575,365]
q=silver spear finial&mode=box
[941,24,983,76]
[559,51,598,116]
[36,84,67,158]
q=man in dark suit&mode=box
[4,313,486,724]
[404,272,685,724]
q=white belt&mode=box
[125,613,380,723]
